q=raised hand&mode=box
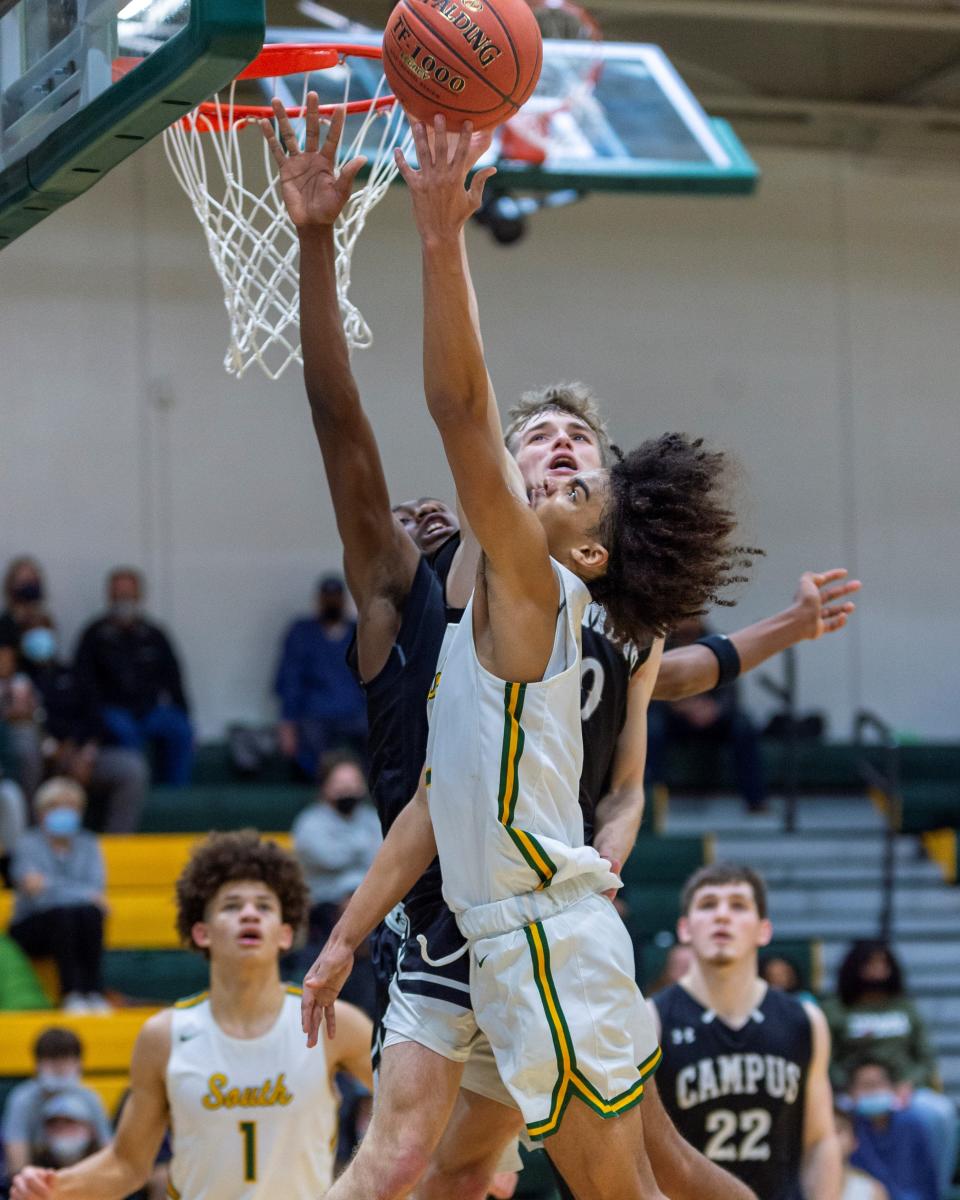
[301,937,355,1048]
[260,95,366,230]
[394,114,497,242]
[792,568,861,639]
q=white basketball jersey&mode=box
[426,560,614,914]
[165,988,337,1200]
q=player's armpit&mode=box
[52,1012,172,1200]
[330,1000,375,1092]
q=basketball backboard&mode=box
[0,0,265,245]
[263,28,759,196]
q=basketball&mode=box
[382,0,543,131]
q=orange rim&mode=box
[178,43,399,133]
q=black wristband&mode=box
[696,633,741,689]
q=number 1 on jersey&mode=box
[238,1120,257,1181]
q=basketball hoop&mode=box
[162,43,410,380]
[500,1,604,169]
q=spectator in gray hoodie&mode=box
[7,778,108,1013]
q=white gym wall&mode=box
[1,133,957,739]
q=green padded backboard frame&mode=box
[0,0,265,247]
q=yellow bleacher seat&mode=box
[0,832,293,951]
[0,1010,159,1076]
[100,832,291,889]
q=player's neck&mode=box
[681,960,766,1030]
[208,960,286,1038]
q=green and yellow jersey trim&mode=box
[523,920,661,1139]
[497,683,557,890]
[173,990,210,1010]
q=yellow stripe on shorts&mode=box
[524,920,659,1139]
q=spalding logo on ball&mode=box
[383,0,544,131]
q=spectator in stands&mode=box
[292,751,380,1014]
[1,1028,111,1178]
[647,942,694,994]
[824,940,959,1199]
[761,952,819,1005]
[7,778,109,1013]
[844,1058,938,1200]
[0,558,47,670]
[835,1104,890,1200]
[28,1089,106,1170]
[275,575,367,780]
[75,567,193,786]
[645,615,767,813]
[17,614,147,833]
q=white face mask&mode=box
[46,1131,92,1165]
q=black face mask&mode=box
[333,794,365,817]
[11,581,43,603]
[320,599,345,622]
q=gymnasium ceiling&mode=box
[266,0,960,155]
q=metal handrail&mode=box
[854,708,901,943]
[757,646,799,832]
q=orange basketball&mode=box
[382,0,543,131]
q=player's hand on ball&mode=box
[302,938,355,1047]
[261,96,366,230]
[395,114,497,240]
[792,568,861,639]
[11,1167,58,1199]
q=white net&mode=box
[163,55,410,381]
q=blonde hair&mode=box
[35,777,86,813]
[504,382,615,466]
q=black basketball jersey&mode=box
[653,984,812,1200]
[431,532,650,840]
[347,555,446,927]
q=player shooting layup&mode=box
[11,832,373,1200]
[323,114,746,1199]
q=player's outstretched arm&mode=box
[301,776,437,1047]
[262,97,419,680]
[12,1013,171,1200]
[592,641,664,876]
[800,1004,843,1200]
[653,569,861,701]
[395,118,555,613]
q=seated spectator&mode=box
[1,1027,111,1179]
[28,1089,106,1171]
[8,778,109,1013]
[1,668,45,801]
[845,1058,938,1200]
[19,615,147,833]
[292,751,380,1014]
[275,575,367,780]
[761,952,819,1005]
[75,567,193,786]
[823,940,959,1199]
[835,1105,890,1200]
[0,769,27,870]
[644,616,767,813]
[0,557,47,669]
[647,943,694,994]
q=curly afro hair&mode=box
[589,433,759,647]
[175,829,309,954]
